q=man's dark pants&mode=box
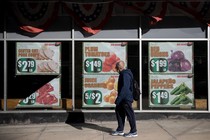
[115,101,137,133]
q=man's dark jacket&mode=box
[115,69,134,105]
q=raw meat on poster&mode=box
[36,83,58,105]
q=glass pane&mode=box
[142,16,207,38]
[142,41,208,110]
[0,42,3,111]
[74,16,139,39]
[6,41,72,110]
[6,1,72,39]
[0,2,4,39]
[75,41,139,110]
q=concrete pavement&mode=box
[0,119,210,140]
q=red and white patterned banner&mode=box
[169,1,210,26]
[115,1,167,25]
[10,1,210,35]
[11,1,59,34]
[62,2,113,34]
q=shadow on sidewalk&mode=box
[65,112,113,134]
[66,122,113,134]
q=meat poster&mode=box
[83,42,127,74]
[82,75,118,107]
[148,42,194,108]
[16,42,61,75]
[17,78,61,107]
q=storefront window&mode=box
[6,41,72,110]
[0,29,2,39]
[74,16,139,39]
[75,41,139,110]
[142,41,208,110]
[0,42,3,111]
[0,2,3,39]
[6,1,72,39]
[142,16,207,38]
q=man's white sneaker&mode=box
[111,131,124,136]
[124,132,138,137]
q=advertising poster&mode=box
[83,75,118,107]
[149,42,193,74]
[16,42,61,75]
[17,77,61,108]
[148,42,194,108]
[83,42,127,74]
[149,74,194,107]
[82,42,127,108]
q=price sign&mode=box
[151,90,169,105]
[84,90,102,105]
[84,58,102,73]
[17,58,36,73]
[150,58,168,72]
[19,93,36,105]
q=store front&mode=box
[0,1,210,123]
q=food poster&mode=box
[82,75,119,107]
[148,42,194,108]
[83,42,127,74]
[17,77,61,108]
[82,42,127,108]
[149,74,194,107]
[16,42,61,75]
[149,42,193,74]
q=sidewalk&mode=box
[0,119,210,140]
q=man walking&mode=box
[112,60,138,137]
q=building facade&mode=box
[0,0,210,123]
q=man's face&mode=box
[115,62,121,73]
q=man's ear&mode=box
[119,65,123,70]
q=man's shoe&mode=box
[124,132,138,137]
[111,131,124,136]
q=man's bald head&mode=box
[115,60,125,72]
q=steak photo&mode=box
[36,83,58,105]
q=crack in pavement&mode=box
[155,120,205,140]
[176,120,204,136]
[37,125,47,140]
[155,120,177,140]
